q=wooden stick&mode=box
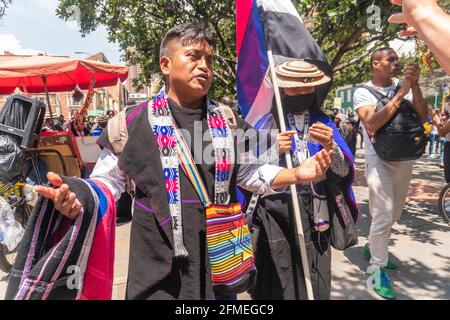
[41,75,55,123]
[267,49,314,300]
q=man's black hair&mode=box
[370,47,395,69]
[159,22,215,59]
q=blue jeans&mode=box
[441,138,446,162]
[429,133,437,155]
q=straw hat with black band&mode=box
[275,60,331,88]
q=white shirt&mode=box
[430,125,439,135]
[353,79,413,156]
[90,148,285,202]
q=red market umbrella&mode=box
[0,56,128,121]
[0,56,128,94]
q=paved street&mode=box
[332,147,450,300]
[1,144,449,300]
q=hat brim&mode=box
[276,74,331,88]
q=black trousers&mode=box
[116,192,133,222]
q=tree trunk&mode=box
[330,25,365,70]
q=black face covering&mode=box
[282,94,315,113]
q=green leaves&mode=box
[54,0,423,105]
[297,0,405,107]
[56,0,236,99]
[0,0,12,20]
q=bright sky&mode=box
[0,0,123,65]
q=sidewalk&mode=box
[331,148,450,300]
[1,147,449,300]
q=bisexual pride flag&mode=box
[236,0,333,126]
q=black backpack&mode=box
[360,83,426,161]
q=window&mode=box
[33,94,57,105]
[67,93,83,107]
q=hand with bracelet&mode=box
[308,122,336,152]
[390,67,415,110]
[294,149,332,183]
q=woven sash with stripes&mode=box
[148,91,255,292]
[287,112,330,232]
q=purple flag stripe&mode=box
[237,0,268,118]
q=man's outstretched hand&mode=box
[34,172,82,219]
[295,149,332,183]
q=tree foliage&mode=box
[56,0,235,100]
[296,0,450,104]
[294,0,404,101]
[55,0,449,103]
[0,0,12,20]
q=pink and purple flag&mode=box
[236,0,333,126]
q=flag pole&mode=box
[267,49,314,300]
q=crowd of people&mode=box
[41,109,118,137]
[5,0,450,301]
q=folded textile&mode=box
[5,177,116,300]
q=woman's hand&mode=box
[308,122,334,151]
[277,130,296,154]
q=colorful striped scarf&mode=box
[148,91,234,258]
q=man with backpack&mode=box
[353,47,427,299]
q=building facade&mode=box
[335,84,357,112]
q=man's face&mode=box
[373,50,400,78]
[161,39,214,101]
